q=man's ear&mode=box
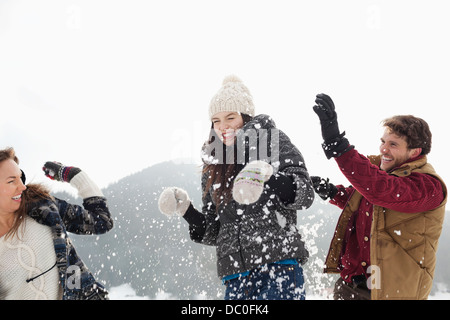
[410,147,422,158]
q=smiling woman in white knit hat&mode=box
[0,147,113,300]
[158,75,315,300]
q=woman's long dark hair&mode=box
[202,114,253,207]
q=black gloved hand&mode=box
[311,176,338,201]
[313,93,354,159]
[313,93,340,142]
[266,173,296,204]
[43,161,81,183]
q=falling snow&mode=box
[59,162,450,300]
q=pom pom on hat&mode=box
[209,75,255,119]
[222,74,243,85]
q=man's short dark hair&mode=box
[382,115,432,155]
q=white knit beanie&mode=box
[209,75,255,119]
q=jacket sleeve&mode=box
[334,148,444,213]
[56,197,113,235]
[183,171,220,246]
[274,129,315,211]
[329,185,355,209]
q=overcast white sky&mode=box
[1,0,449,195]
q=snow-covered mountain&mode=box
[57,161,450,299]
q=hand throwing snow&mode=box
[42,161,103,199]
[232,160,274,205]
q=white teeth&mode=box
[12,194,21,200]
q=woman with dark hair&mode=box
[0,147,113,300]
[158,75,314,300]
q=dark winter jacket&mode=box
[185,114,314,279]
[27,196,113,300]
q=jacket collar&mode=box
[368,154,428,176]
[390,155,427,177]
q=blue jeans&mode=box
[224,262,305,300]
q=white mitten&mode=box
[232,160,274,205]
[158,187,191,216]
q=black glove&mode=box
[266,173,296,204]
[311,176,338,200]
[313,93,340,142]
[313,93,353,159]
[43,161,81,183]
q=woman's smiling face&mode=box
[0,159,27,217]
[212,112,244,146]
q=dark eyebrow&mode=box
[6,172,22,179]
[212,112,239,122]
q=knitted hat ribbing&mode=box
[209,75,255,119]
